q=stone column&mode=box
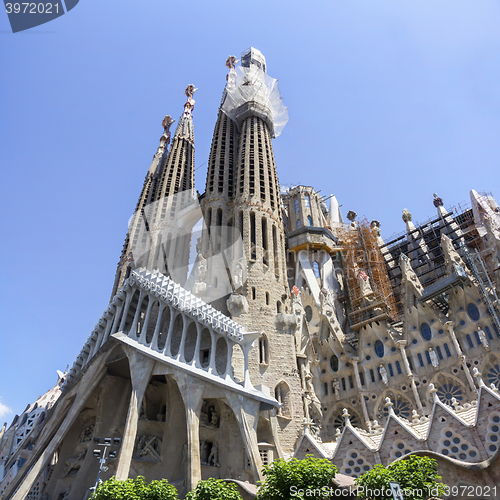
[396,341,424,414]
[224,391,263,482]
[445,321,476,392]
[119,290,134,332]
[129,291,145,339]
[115,349,155,480]
[352,358,371,429]
[138,297,154,345]
[176,372,205,492]
[151,304,166,351]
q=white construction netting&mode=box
[221,64,289,138]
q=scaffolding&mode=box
[336,218,398,331]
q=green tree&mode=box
[355,455,447,500]
[255,454,338,500]
[185,478,242,500]
[90,475,178,500]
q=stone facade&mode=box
[1,48,500,499]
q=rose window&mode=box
[436,384,463,406]
[487,364,500,389]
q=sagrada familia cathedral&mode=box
[1,48,500,499]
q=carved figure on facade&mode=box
[379,364,388,386]
[429,347,439,369]
[477,327,490,351]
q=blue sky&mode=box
[1,0,499,420]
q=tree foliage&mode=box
[355,455,447,500]
[185,478,242,500]
[90,475,178,500]
[256,454,338,500]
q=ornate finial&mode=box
[184,84,197,99]
[183,85,198,118]
[291,285,300,297]
[346,210,357,222]
[342,408,350,421]
[402,209,412,222]
[433,193,444,207]
[370,219,381,237]
[226,55,239,86]
[162,115,174,130]
[225,55,239,70]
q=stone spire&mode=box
[110,114,175,298]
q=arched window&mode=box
[396,361,402,374]
[297,219,301,228]
[418,353,424,367]
[313,261,320,279]
[467,303,480,322]
[330,354,339,372]
[275,381,291,417]
[304,195,310,208]
[294,199,299,213]
[307,216,313,226]
[375,340,384,358]
[425,351,432,365]
[436,346,443,360]
[421,323,432,341]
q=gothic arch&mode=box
[275,380,292,418]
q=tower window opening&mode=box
[396,361,402,374]
[370,369,375,383]
[252,287,256,300]
[262,217,268,266]
[304,195,310,208]
[297,219,301,228]
[272,225,279,277]
[308,216,313,226]
[341,378,346,391]
[349,375,354,389]
[266,292,270,305]
[444,343,452,357]
[324,382,328,396]
[436,346,443,360]
[239,211,244,238]
[250,212,256,260]
[277,301,281,313]
[359,372,365,386]
[295,199,299,213]
[388,363,394,377]
[330,355,339,372]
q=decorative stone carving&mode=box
[134,435,162,462]
[441,234,469,277]
[227,292,249,318]
[399,254,424,297]
[63,450,86,476]
[200,441,220,467]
